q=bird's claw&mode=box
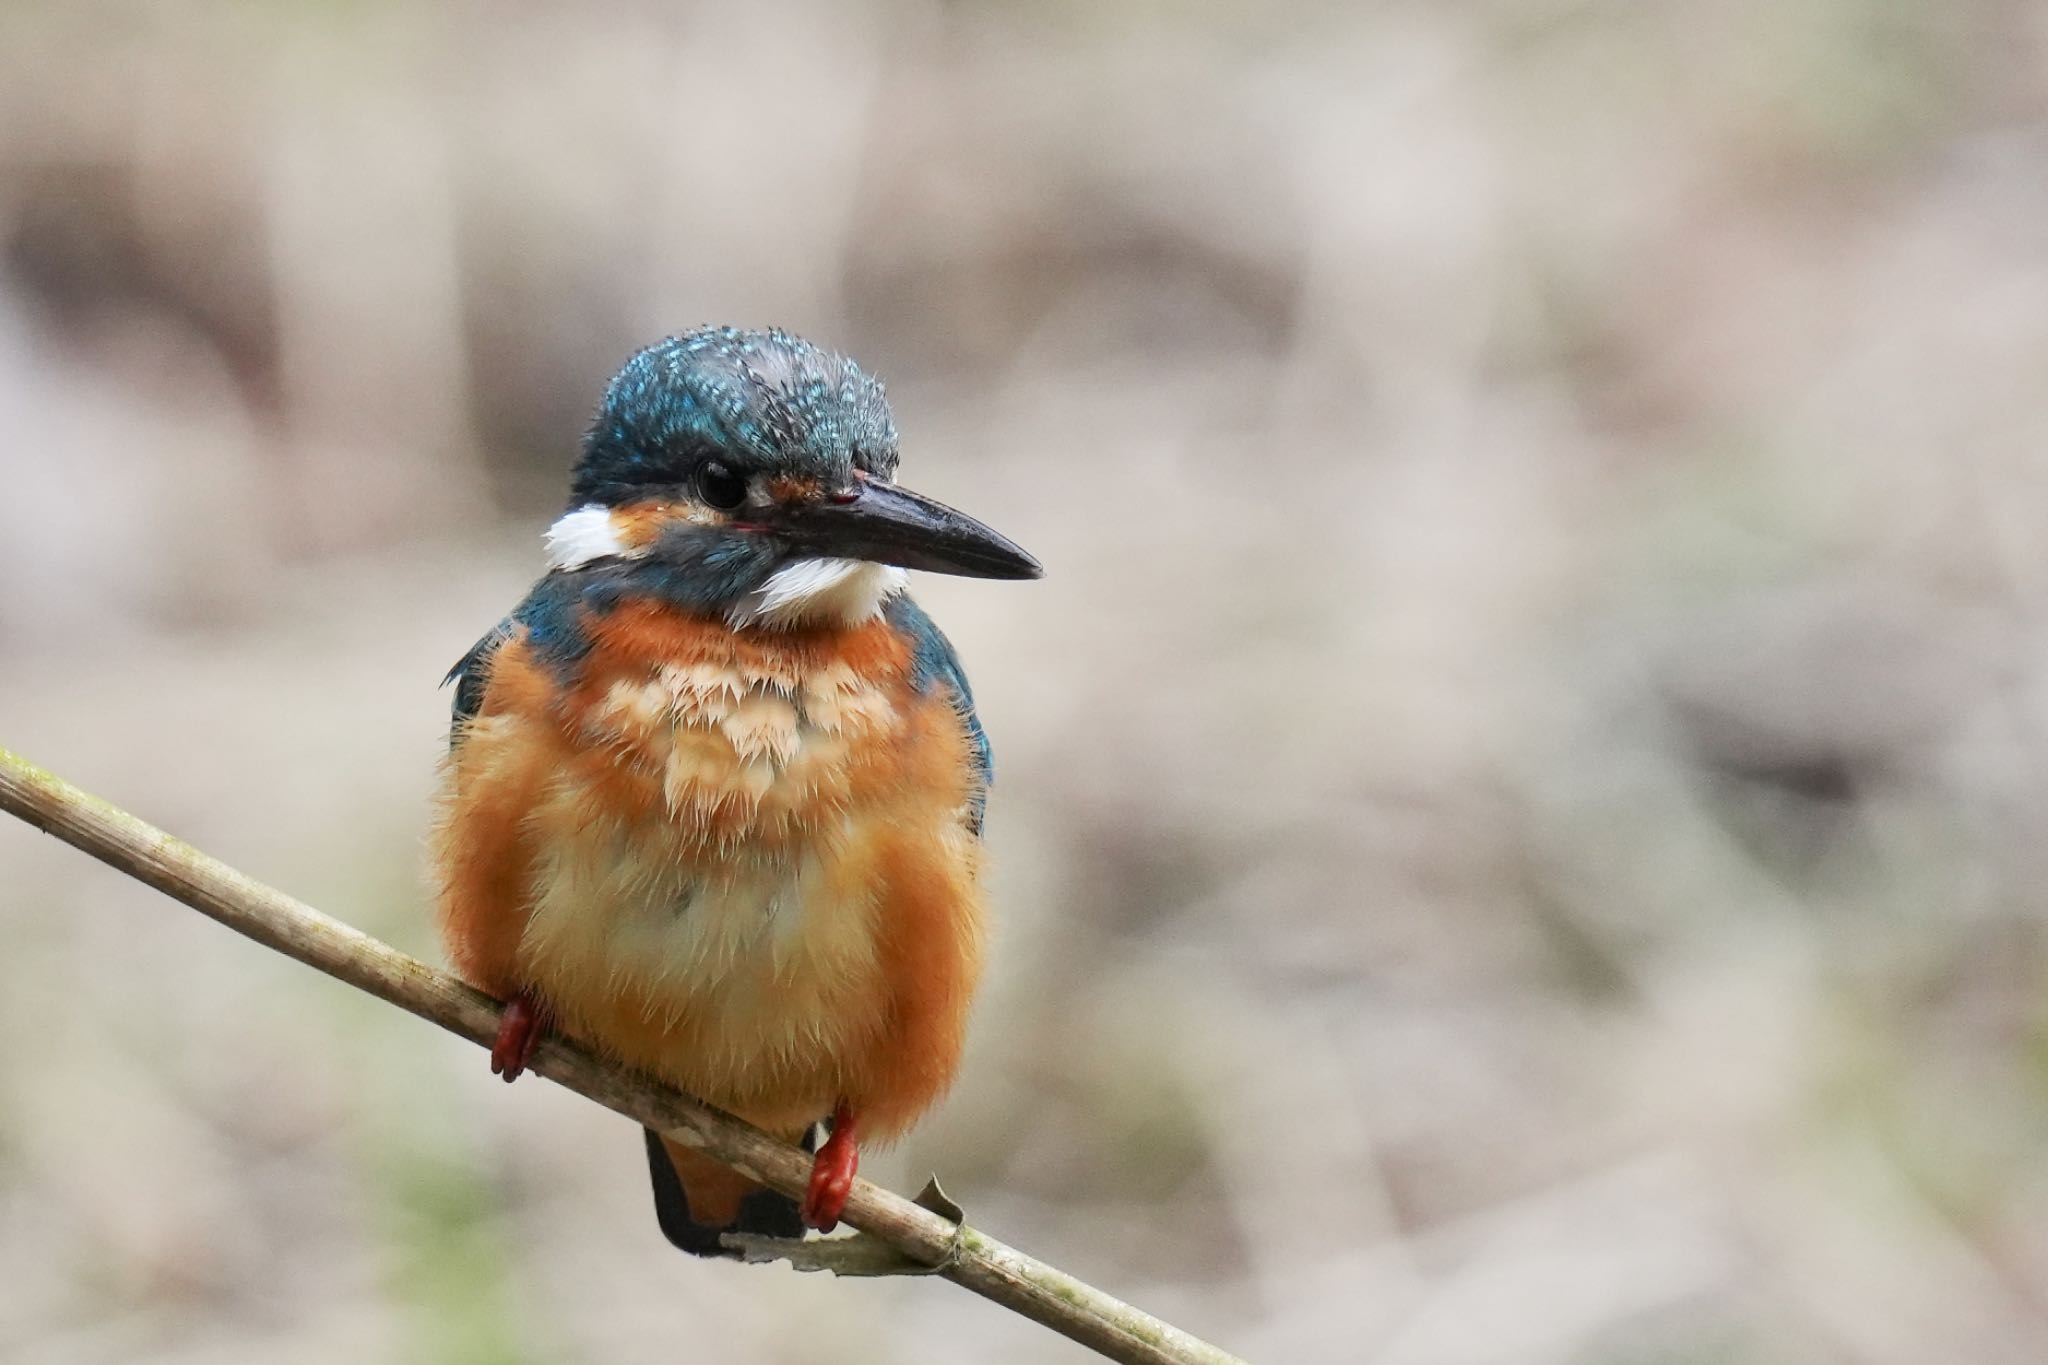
[490,992,549,1082]
[801,1103,860,1231]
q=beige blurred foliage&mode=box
[6,1,2048,1362]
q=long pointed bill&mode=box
[773,480,1042,579]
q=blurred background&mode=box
[5,1,2048,1361]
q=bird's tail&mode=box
[643,1126,806,1258]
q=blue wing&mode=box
[444,621,512,749]
[444,573,600,749]
[884,593,992,835]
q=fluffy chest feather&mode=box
[508,611,936,1106]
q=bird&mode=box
[430,326,1039,1254]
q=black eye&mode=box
[697,461,748,511]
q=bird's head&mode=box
[548,327,1039,628]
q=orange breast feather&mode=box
[431,600,986,1143]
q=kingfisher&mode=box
[431,327,1038,1254]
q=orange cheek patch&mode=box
[611,499,716,549]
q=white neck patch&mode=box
[728,558,907,630]
[545,504,634,570]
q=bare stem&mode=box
[0,748,1246,1365]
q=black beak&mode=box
[773,480,1042,580]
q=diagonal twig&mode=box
[0,747,1246,1365]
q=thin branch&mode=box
[0,748,1246,1365]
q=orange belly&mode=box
[433,601,986,1141]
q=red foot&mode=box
[490,992,549,1083]
[802,1103,860,1232]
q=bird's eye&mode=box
[697,462,748,511]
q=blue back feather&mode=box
[884,593,992,835]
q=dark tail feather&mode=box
[643,1126,806,1258]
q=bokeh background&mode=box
[6,2,2048,1361]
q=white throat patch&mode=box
[728,558,907,630]
[544,505,633,570]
